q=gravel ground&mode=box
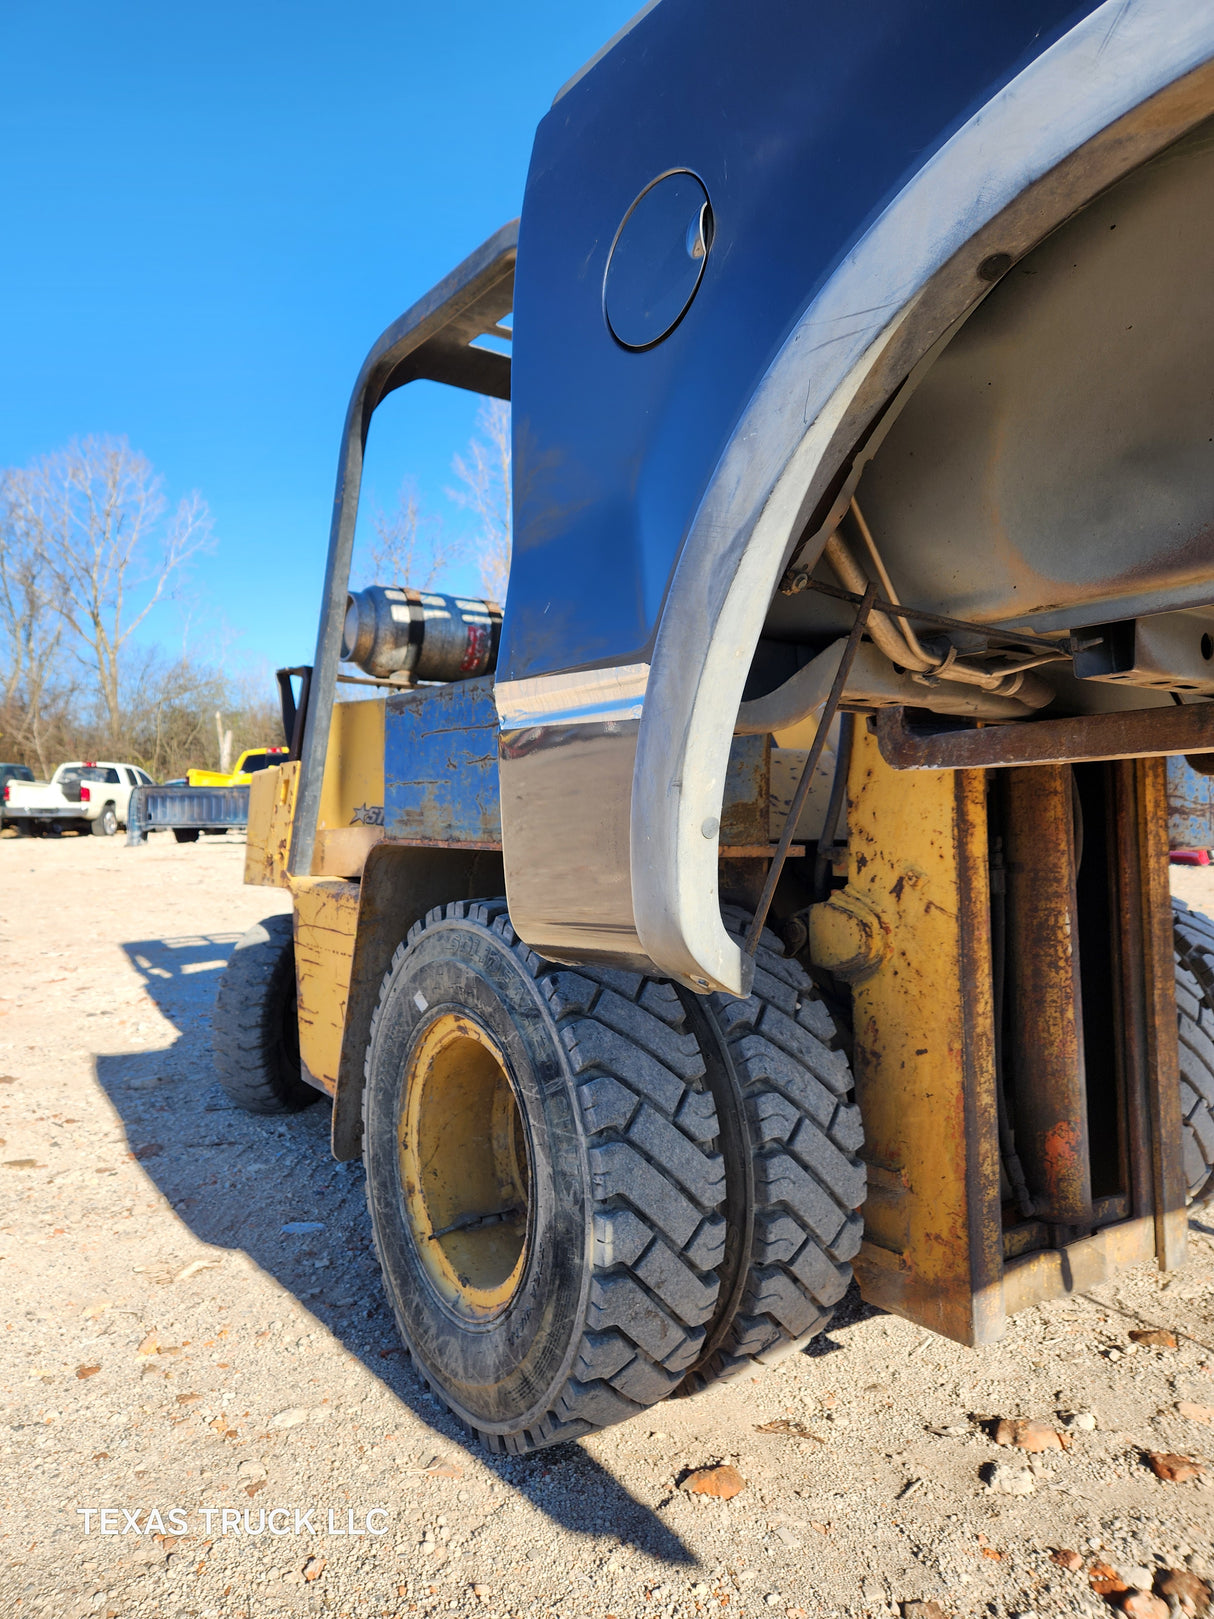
[1,831,1212,1619]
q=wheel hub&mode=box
[399,1013,530,1319]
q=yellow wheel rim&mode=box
[399,1012,530,1319]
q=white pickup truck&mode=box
[2,761,155,837]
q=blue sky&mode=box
[0,1,638,681]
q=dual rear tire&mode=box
[362,900,729,1452]
[360,899,865,1451]
[674,907,865,1389]
[212,888,1214,1455]
[211,898,866,1451]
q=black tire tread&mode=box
[1172,896,1214,1204]
[90,802,118,837]
[678,905,864,1392]
[212,913,316,1115]
[362,898,726,1454]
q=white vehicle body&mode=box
[3,761,155,837]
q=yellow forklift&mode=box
[213,2,1214,1453]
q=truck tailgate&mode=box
[126,785,250,845]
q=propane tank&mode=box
[340,587,502,682]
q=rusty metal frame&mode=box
[876,700,1214,771]
[744,581,876,954]
[823,725,1004,1345]
[1115,758,1189,1267]
[1002,762,1186,1305]
[815,729,1188,1346]
[998,766,1092,1225]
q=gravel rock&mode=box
[1090,1562,1129,1596]
[271,1405,309,1427]
[1051,1550,1084,1571]
[1147,1451,1205,1483]
[1119,1591,1169,1619]
[681,1464,746,1499]
[982,1462,1036,1495]
[1061,1411,1098,1432]
[1156,1569,1214,1614]
[1129,1329,1178,1350]
[994,1417,1065,1452]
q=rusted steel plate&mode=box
[1002,1215,1156,1316]
[720,733,770,846]
[1166,754,1214,851]
[877,701,1214,771]
[384,676,503,843]
[1000,766,1092,1224]
[832,725,1005,1347]
[290,877,361,1096]
[384,838,502,852]
[244,761,299,889]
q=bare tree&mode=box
[111,650,275,781]
[120,646,220,780]
[215,711,234,774]
[0,437,289,784]
[357,477,451,591]
[0,470,72,776]
[448,399,511,603]
[18,437,212,752]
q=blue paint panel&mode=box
[384,677,503,843]
[503,0,1094,681]
[1167,755,1214,851]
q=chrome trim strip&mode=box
[631,0,1214,994]
[500,717,650,969]
[495,662,649,731]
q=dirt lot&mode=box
[1,831,1212,1619]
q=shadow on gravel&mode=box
[94,932,695,1565]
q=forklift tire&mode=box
[212,914,316,1114]
[1171,898,1214,1204]
[362,898,726,1454]
[674,906,865,1393]
[173,828,201,843]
